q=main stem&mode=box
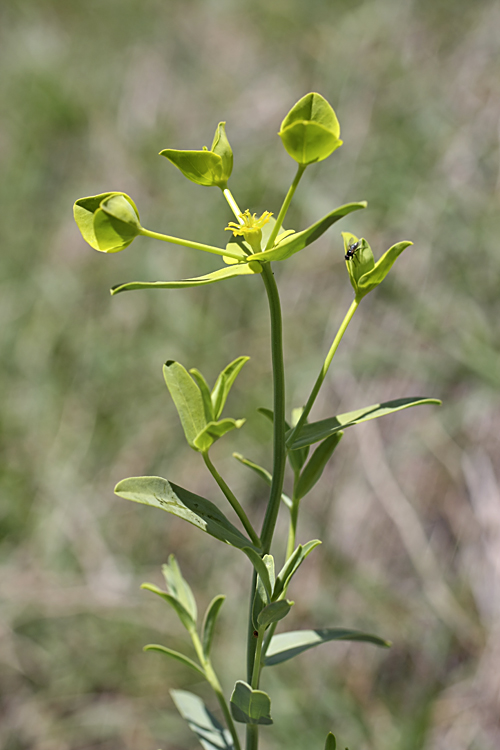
[288,297,359,447]
[259,264,287,553]
[246,263,287,750]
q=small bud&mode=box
[279,92,343,166]
[160,122,233,189]
[73,192,141,253]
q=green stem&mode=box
[245,629,265,750]
[203,452,261,548]
[223,188,245,223]
[190,629,242,750]
[287,297,359,448]
[139,227,243,261]
[259,264,287,553]
[246,724,259,750]
[264,164,306,250]
[286,495,300,560]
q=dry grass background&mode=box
[1,0,500,748]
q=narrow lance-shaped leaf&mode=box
[143,644,206,677]
[162,554,197,623]
[264,628,391,667]
[211,356,250,420]
[250,202,367,264]
[171,689,235,750]
[357,240,413,298]
[274,540,321,599]
[110,261,263,295]
[202,595,225,658]
[325,732,337,750]
[288,397,442,450]
[163,361,207,449]
[257,600,294,629]
[232,453,293,509]
[230,681,273,725]
[140,583,195,631]
[114,476,257,550]
[294,432,343,501]
[242,548,273,601]
[189,368,214,423]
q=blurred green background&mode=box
[1,0,500,748]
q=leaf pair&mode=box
[257,407,342,503]
[163,357,248,453]
[342,231,413,300]
[142,556,226,674]
[73,192,141,253]
[243,542,321,630]
[161,121,233,189]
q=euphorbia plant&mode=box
[74,92,439,750]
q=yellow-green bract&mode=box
[279,92,343,165]
[160,121,233,189]
[73,192,141,253]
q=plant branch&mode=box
[265,164,306,250]
[203,452,261,548]
[223,188,245,223]
[139,227,243,261]
[287,297,359,447]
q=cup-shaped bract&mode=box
[160,122,233,189]
[279,93,343,166]
[74,192,141,253]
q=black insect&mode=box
[345,240,360,262]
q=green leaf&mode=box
[288,397,442,450]
[73,192,141,253]
[143,644,206,677]
[193,418,246,453]
[230,681,273,725]
[274,540,321,599]
[171,689,235,750]
[211,356,250,420]
[264,628,391,667]
[163,361,207,450]
[114,476,257,550]
[357,240,413,298]
[189,368,215,423]
[295,432,343,501]
[202,595,225,658]
[232,453,292,509]
[162,554,198,624]
[140,583,195,631]
[242,548,273,601]
[251,203,367,264]
[160,122,233,189]
[325,732,337,750]
[110,261,263,295]
[257,599,293,629]
[279,92,343,165]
